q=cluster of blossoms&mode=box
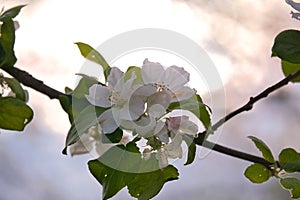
[71,59,199,168]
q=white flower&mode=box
[143,148,152,160]
[156,134,183,169]
[141,59,195,102]
[69,125,128,157]
[154,115,198,168]
[122,114,166,139]
[126,89,171,139]
[119,89,170,138]
[116,59,195,137]
[69,133,94,156]
[85,67,144,134]
[69,126,112,157]
[167,115,198,137]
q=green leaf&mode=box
[64,86,73,94]
[248,136,275,163]
[244,163,270,184]
[101,128,123,144]
[280,177,300,199]
[281,60,300,82]
[72,75,98,99]
[71,97,91,119]
[127,165,179,200]
[4,77,26,101]
[88,143,179,200]
[97,143,141,173]
[62,105,106,154]
[75,42,110,79]
[58,95,73,123]
[124,66,143,85]
[88,158,128,200]
[182,135,196,165]
[279,148,300,173]
[168,94,211,131]
[0,97,33,131]
[271,30,300,63]
[88,142,140,199]
[0,19,17,68]
[0,5,25,21]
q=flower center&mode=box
[109,91,126,106]
[153,82,169,92]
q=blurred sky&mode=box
[1,0,300,199]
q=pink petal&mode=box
[168,116,189,131]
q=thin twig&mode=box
[194,69,300,168]
[206,69,300,134]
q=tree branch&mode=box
[203,140,272,166]
[194,69,300,168]
[2,66,66,99]
[206,69,300,134]
[3,66,300,169]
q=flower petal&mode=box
[147,91,171,118]
[85,84,111,108]
[143,148,152,160]
[142,59,164,84]
[107,67,124,89]
[133,84,157,98]
[112,95,144,123]
[69,134,94,156]
[178,119,198,136]
[99,109,118,134]
[170,87,196,102]
[167,116,189,131]
[155,123,169,144]
[156,149,168,169]
[167,145,183,159]
[166,134,183,159]
[148,91,171,111]
[163,66,189,92]
[135,116,156,137]
[119,71,137,100]
[148,104,166,119]
[128,95,145,120]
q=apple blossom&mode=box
[168,115,199,137]
[85,67,144,134]
[154,115,198,168]
[83,59,200,169]
[141,59,196,102]
[69,125,129,157]
[156,134,183,169]
[69,126,113,157]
